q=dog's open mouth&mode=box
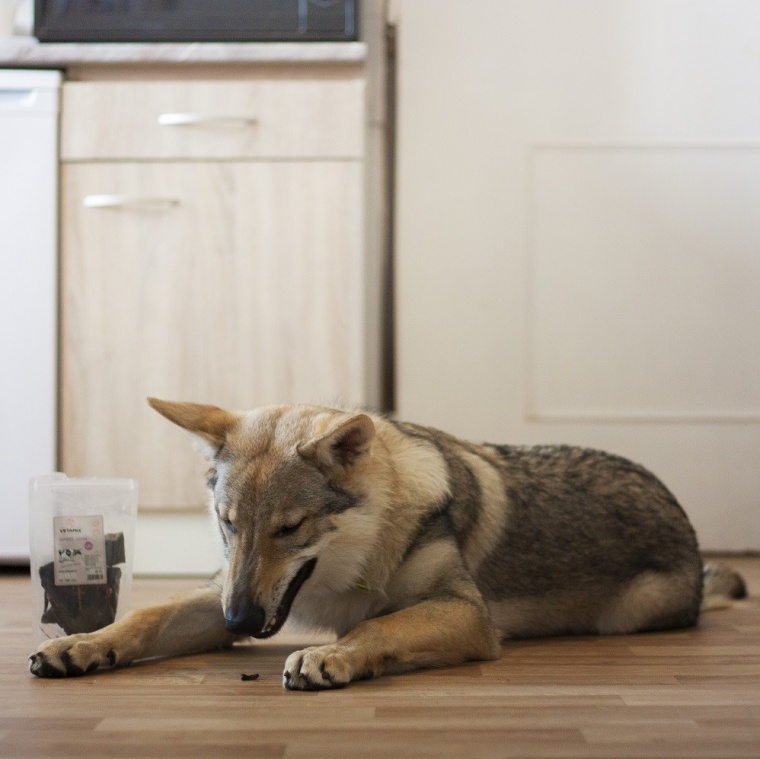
[253,557,317,639]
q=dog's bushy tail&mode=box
[701,562,748,611]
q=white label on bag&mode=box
[53,515,107,586]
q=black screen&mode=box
[35,0,358,43]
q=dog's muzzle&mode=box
[224,558,317,639]
[224,597,267,637]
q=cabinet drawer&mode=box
[61,79,364,161]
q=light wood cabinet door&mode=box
[61,160,364,510]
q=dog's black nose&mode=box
[224,598,266,636]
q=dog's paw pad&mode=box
[283,645,356,691]
[28,652,67,678]
[28,636,112,678]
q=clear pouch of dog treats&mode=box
[29,474,137,645]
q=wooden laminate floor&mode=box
[1,557,758,759]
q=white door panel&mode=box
[394,0,760,549]
[528,144,760,422]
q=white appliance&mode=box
[0,69,60,563]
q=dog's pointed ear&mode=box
[297,414,375,475]
[148,398,237,458]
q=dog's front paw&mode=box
[29,634,118,678]
[283,644,366,691]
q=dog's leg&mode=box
[283,597,501,690]
[29,584,238,678]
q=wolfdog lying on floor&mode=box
[29,399,746,689]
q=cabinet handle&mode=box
[0,88,35,107]
[157,113,257,128]
[83,195,180,210]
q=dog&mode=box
[29,398,747,689]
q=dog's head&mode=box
[149,398,377,638]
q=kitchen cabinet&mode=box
[60,69,385,511]
[0,70,60,562]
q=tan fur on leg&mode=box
[29,586,237,677]
[283,599,500,690]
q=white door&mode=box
[394,0,760,550]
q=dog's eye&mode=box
[222,519,237,535]
[274,517,305,539]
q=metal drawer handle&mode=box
[157,113,257,128]
[0,88,36,108]
[83,195,180,210]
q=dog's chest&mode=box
[290,585,384,637]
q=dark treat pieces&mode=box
[105,532,126,566]
[240,673,260,681]
[39,532,125,635]
[39,564,121,634]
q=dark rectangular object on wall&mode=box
[35,0,358,43]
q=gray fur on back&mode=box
[392,420,703,627]
[475,445,702,609]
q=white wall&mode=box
[134,511,223,577]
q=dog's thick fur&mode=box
[29,399,746,689]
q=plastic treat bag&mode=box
[29,475,137,644]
